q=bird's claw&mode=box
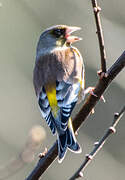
[84,87,97,97]
[84,87,106,103]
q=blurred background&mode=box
[0,0,125,179]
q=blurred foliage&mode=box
[0,0,124,179]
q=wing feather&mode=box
[38,88,56,135]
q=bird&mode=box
[33,25,85,163]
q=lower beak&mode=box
[65,26,82,44]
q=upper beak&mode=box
[65,26,82,44]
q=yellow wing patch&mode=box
[45,83,59,118]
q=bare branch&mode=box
[91,0,107,72]
[25,1,125,178]
[69,106,125,180]
[25,51,125,180]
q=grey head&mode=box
[36,25,81,58]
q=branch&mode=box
[25,51,125,180]
[73,51,125,132]
[91,0,107,72]
[25,1,125,178]
[69,106,125,180]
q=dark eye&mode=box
[53,29,65,38]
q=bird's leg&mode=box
[84,86,105,103]
[84,87,97,97]
[83,87,96,114]
[85,86,105,114]
[78,86,105,114]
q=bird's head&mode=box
[37,25,82,51]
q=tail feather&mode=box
[58,127,81,163]
[58,133,67,163]
[66,128,81,153]
[67,117,81,153]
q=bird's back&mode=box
[33,46,84,96]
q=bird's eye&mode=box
[53,29,65,38]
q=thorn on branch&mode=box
[75,131,78,136]
[94,141,99,146]
[79,171,83,178]
[97,70,108,79]
[114,112,119,119]
[86,154,93,160]
[94,6,101,13]
[39,148,48,159]
[109,126,116,134]
[76,171,83,179]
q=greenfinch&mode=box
[33,25,85,162]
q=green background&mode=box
[0,0,125,179]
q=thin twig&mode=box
[91,0,107,72]
[69,106,125,180]
[25,51,125,180]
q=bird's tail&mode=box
[58,118,81,163]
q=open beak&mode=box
[65,26,82,44]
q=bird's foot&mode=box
[84,87,97,97]
[84,86,105,114]
[84,87,106,103]
[77,86,105,104]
